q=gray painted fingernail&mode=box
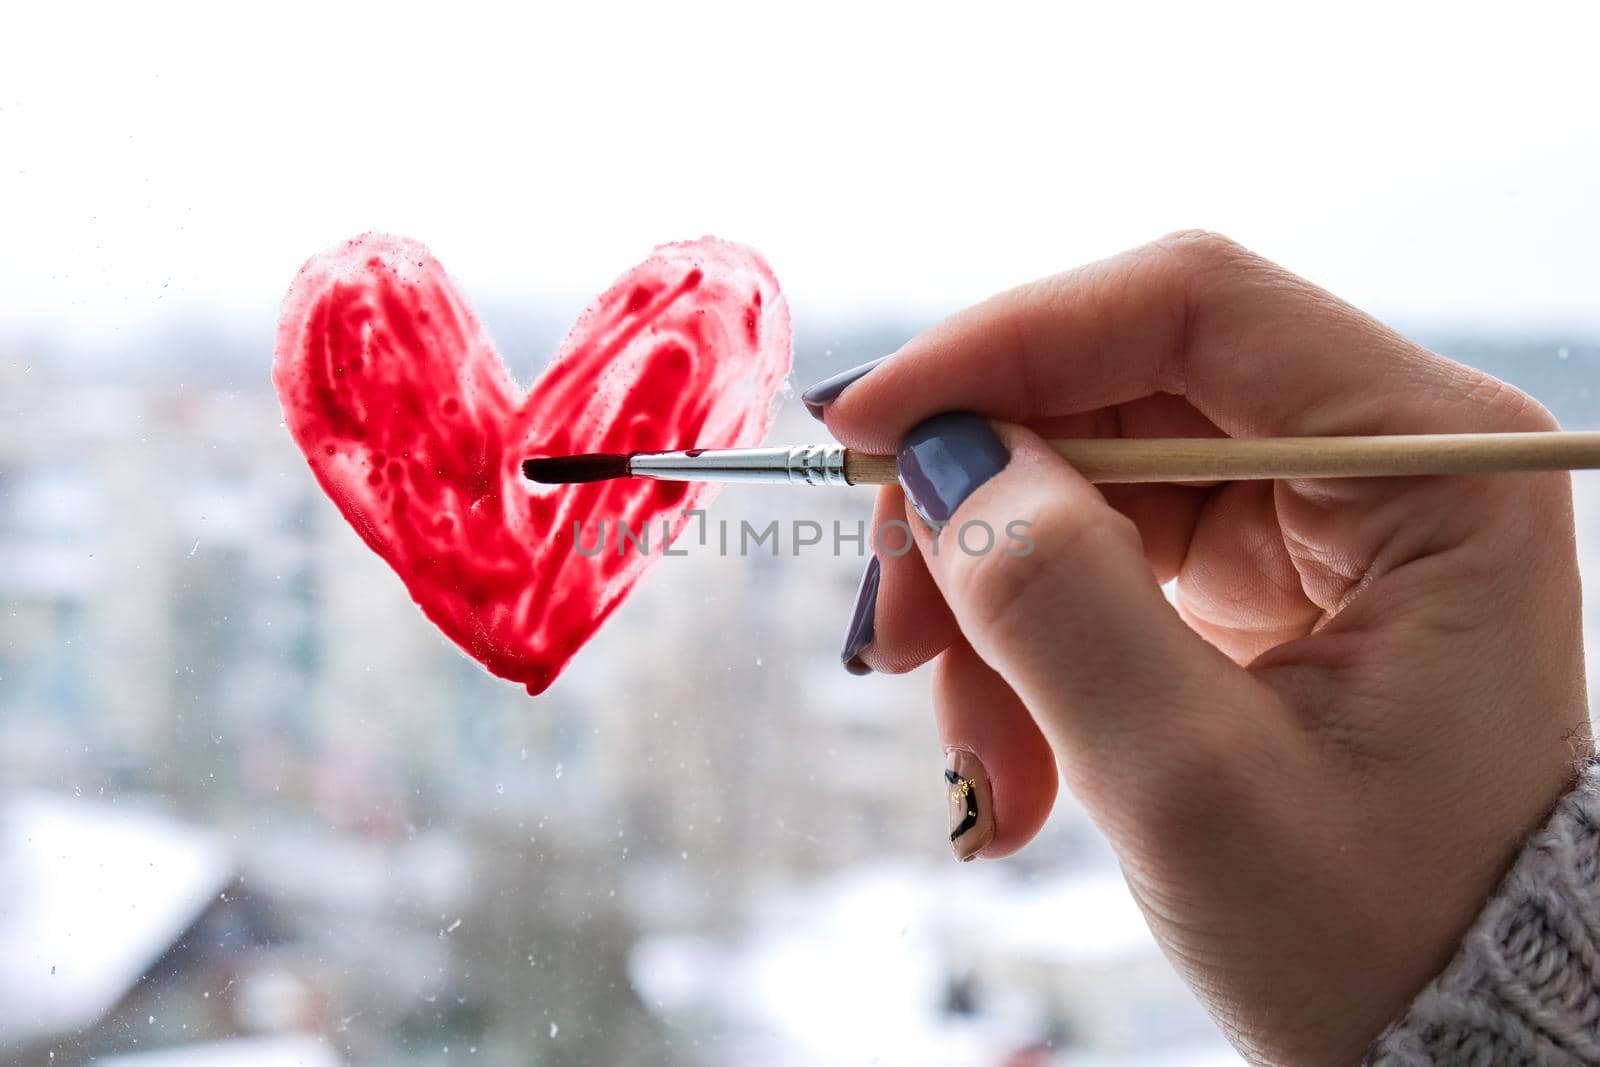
[897,413,1010,526]
[841,554,880,675]
[801,357,888,420]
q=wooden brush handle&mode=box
[842,432,1600,486]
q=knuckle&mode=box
[950,500,1141,643]
[1152,228,1250,270]
[1139,232,1266,389]
[948,527,1043,643]
[1473,376,1561,432]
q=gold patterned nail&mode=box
[945,748,995,862]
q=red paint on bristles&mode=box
[521,453,633,484]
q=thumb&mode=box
[896,414,1272,805]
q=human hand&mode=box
[803,232,1591,1065]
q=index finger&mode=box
[818,231,1548,455]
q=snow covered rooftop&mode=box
[0,792,233,1048]
[93,1035,341,1067]
[629,860,1243,1066]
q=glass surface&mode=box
[3,5,1598,1066]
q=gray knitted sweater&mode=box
[1367,761,1600,1065]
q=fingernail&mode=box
[897,413,1010,526]
[800,357,888,420]
[946,749,995,861]
[841,554,880,675]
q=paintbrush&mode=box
[522,432,1600,487]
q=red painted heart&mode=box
[272,233,791,694]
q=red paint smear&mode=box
[272,233,792,694]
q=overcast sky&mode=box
[4,1,1598,344]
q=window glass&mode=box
[3,7,1597,1066]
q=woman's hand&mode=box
[804,232,1592,1065]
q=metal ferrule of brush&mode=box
[629,444,850,486]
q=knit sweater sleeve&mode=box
[1366,759,1600,1066]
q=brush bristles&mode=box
[521,453,633,484]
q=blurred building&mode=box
[0,349,957,1066]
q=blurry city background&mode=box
[4,3,1599,1066]
[4,320,1600,1067]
